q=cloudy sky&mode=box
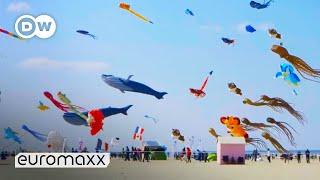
[1,0,320,152]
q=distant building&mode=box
[217,137,246,165]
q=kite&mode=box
[208,128,220,142]
[22,125,47,142]
[189,71,213,98]
[172,129,185,142]
[38,101,49,111]
[241,118,281,135]
[185,9,194,16]
[95,138,102,151]
[76,30,96,39]
[0,28,23,40]
[245,25,256,33]
[57,92,87,120]
[250,0,273,9]
[268,29,281,39]
[119,3,153,24]
[44,91,84,112]
[221,38,235,45]
[4,127,22,144]
[228,83,242,96]
[266,117,297,146]
[243,95,304,124]
[102,74,167,99]
[144,115,158,123]
[47,131,64,152]
[276,63,301,95]
[111,137,120,146]
[271,45,320,82]
[133,126,144,141]
[262,132,288,153]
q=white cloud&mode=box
[200,24,223,33]
[7,2,30,12]
[19,57,109,72]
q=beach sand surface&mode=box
[1,158,320,180]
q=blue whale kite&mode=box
[101,75,167,99]
[63,105,133,126]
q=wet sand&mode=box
[1,158,320,180]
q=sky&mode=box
[1,0,320,152]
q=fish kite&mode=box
[185,9,194,16]
[276,63,301,95]
[76,30,96,39]
[228,83,242,96]
[119,3,153,24]
[133,126,144,141]
[102,74,167,99]
[38,101,50,111]
[246,25,256,33]
[172,129,185,142]
[144,115,158,123]
[189,71,213,98]
[243,95,304,124]
[0,28,23,40]
[4,127,22,144]
[221,38,235,45]
[22,125,47,142]
[271,45,320,83]
[250,0,273,9]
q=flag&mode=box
[133,126,144,141]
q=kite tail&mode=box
[128,9,153,24]
[269,136,288,153]
[155,92,168,99]
[246,138,267,150]
[22,125,47,142]
[121,105,133,115]
[88,34,96,39]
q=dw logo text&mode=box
[15,14,56,39]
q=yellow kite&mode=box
[119,3,153,24]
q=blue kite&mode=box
[4,127,22,144]
[185,9,194,16]
[63,105,133,126]
[250,0,273,9]
[246,25,256,33]
[276,63,301,95]
[22,125,47,142]
[101,75,167,99]
[76,30,96,39]
[144,115,159,123]
[221,37,235,45]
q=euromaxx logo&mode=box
[15,14,56,39]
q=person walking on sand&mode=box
[186,147,192,163]
[305,149,310,163]
[125,146,130,161]
[267,149,271,163]
[297,151,301,163]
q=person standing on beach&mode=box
[267,149,271,163]
[125,146,130,161]
[186,147,192,163]
[297,151,301,163]
[305,149,310,163]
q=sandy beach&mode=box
[1,157,320,180]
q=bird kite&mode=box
[250,0,273,9]
[275,63,301,95]
[102,74,167,99]
[119,3,153,24]
[22,125,47,142]
[228,83,242,96]
[0,28,23,40]
[133,126,144,141]
[243,95,304,124]
[185,9,194,16]
[38,101,50,111]
[221,38,235,45]
[189,71,213,98]
[246,25,256,33]
[76,30,96,39]
[271,45,320,83]
[4,127,22,144]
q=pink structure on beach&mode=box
[217,137,246,165]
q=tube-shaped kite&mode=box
[0,28,23,40]
[262,132,288,153]
[4,127,22,144]
[119,3,153,24]
[266,117,297,146]
[189,71,213,98]
[22,125,47,142]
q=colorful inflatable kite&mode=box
[250,0,273,9]
[38,101,49,111]
[47,131,64,152]
[228,82,242,96]
[22,125,47,142]
[44,91,84,112]
[102,74,167,99]
[172,129,185,142]
[243,95,304,124]
[189,71,213,98]
[4,127,22,144]
[266,117,297,146]
[119,3,153,24]
[276,63,301,95]
[271,45,320,83]
[76,30,96,39]
[262,132,287,153]
[0,28,23,40]
[268,29,281,39]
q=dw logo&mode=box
[15,15,56,39]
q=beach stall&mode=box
[217,137,245,165]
